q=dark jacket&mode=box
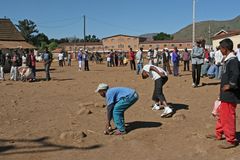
[220,55,240,104]
[0,53,5,66]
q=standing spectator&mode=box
[10,50,20,81]
[191,40,204,87]
[77,49,83,71]
[214,46,224,79]
[129,48,136,70]
[183,48,190,71]
[109,50,115,67]
[84,50,90,71]
[67,53,71,66]
[162,48,172,74]
[135,48,143,75]
[206,38,240,149]
[27,49,36,81]
[0,50,5,81]
[200,48,210,77]
[141,64,173,117]
[147,48,153,65]
[42,47,52,81]
[236,44,240,62]
[106,53,111,67]
[58,52,64,67]
[63,52,67,66]
[153,48,159,66]
[172,47,180,76]
[119,52,124,66]
[95,83,138,135]
[114,51,119,67]
[21,51,27,67]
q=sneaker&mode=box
[161,107,173,118]
[218,141,238,149]
[152,104,160,110]
[114,130,126,135]
[192,83,196,88]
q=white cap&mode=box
[95,83,108,93]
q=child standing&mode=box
[207,38,240,149]
[142,64,173,117]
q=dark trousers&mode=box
[130,60,136,70]
[44,63,51,81]
[192,64,202,85]
[184,60,190,71]
[31,66,36,79]
[85,60,89,71]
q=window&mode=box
[179,44,182,47]
[171,44,175,47]
[118,44,124,48]
[164,44,167,47]
[111,39,115,42]
[141,45,145,47]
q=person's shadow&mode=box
[168,103,189,117]
[126,121,162,133]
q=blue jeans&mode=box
[173,62,179,76]
[113,92,138,132]
[215,65,222,79]
[136,63,143,75]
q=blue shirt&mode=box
[106,87,135,106]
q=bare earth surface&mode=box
[0,61,240,160]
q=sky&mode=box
[1,0,240,39]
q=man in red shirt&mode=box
[129,48,136,70]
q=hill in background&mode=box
[140,15,240,44]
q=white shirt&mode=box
[214,50,223,65]
[143,64,167,80]
[135,50,143,64]
[58,53,64,60]
[236,48,240,62]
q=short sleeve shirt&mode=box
[106,87,135,106]
[142,64,167,80]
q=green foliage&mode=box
[39,41,48,51]
[48,41,58,51]
[32,33,49,48]
[16,19,39,42]
[84,35,100,42]
[153,32,173,41]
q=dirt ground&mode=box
[0,60,240,160]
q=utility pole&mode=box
[83,15,86,51]
[192,0,196,47]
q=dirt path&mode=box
[0,61,239,160]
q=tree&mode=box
[153,32,173,41]
[48,41,58,51]
[16,19,39,43]
[84,35,100,42]
[32,33,49,48]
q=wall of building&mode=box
[102,35,139,52]
[139,41,193,51]
[212,35,240,51]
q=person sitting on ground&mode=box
[141,64,173,118]
[95,83,138,135]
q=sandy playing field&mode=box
[0,60,239,160]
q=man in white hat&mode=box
[95,83,138,135]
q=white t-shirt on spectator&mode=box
[58,53,64,60]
